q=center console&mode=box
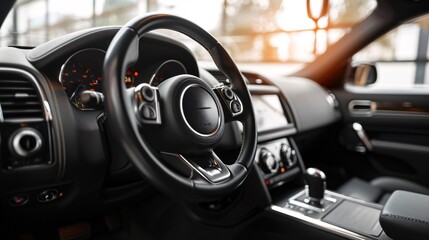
[269,168,390,240]
[249,85,301,190]
[248,84,389,240]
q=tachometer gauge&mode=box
[60,49,105,110]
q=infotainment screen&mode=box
[251,94,288,132]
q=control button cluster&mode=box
[257,138,299,187]
[9,188,64,207]
[215,86,243,119]
[135,83,161,124]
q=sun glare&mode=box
[276,1,315,31]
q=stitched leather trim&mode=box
[382,213,429,225]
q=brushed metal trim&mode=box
[270,205,372,240]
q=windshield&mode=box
[0,0,376,66]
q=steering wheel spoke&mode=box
[134,83,162,125]
[161,151,231,184]
[213,85,244,122]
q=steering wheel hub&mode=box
[181,84,220,136]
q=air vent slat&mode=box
[0,80,32,85]
[1,102,41,106]
[3,109,42,114]
[0,94,39,99]
[0,75,44,122]
[0,87,35,91]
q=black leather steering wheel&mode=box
[103,13,257,201]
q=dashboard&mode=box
[0,26,340,226]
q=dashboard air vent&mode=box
[0,71,44,122]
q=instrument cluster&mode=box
[59,48,187,110]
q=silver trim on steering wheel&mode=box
[179,84,221,137]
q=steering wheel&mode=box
[103,13,257,201]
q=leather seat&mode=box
[337,177,429,205]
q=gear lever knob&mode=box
[304,168,326,206]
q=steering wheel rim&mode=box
[103,13,257,201]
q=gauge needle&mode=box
[70,84,84,101]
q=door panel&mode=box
[333,88,429,187]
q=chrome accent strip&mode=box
[270,205,371,240]
[179,84,221,137]
[325,196,338,203]
[162,152,231,183]
[326,190,383,209]
[43,100,52,121]
[0,100,4,122]
[348,100,376,117]
[289,190,382,211]
[288,190,337,214]
[0,67,52,122]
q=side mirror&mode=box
[354,64,377,86]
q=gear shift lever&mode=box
[304,168,326,207]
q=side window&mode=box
[353,15,429,87]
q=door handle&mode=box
[348,100,375,116]
[352,122,373,151]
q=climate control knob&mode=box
[280,143,296,168]
[9,128,43,158]
[259,149,279,173]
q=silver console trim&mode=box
[327,190,383,209]
[271,190,383,240]
[289,189,337,213]
[270,205,371,240]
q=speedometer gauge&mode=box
[60,49,105,110]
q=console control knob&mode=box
[280,143,296,167]
[259,149,279,173]
[304,168,326,207]
[38,189,59,202]
[10,128,43,158]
